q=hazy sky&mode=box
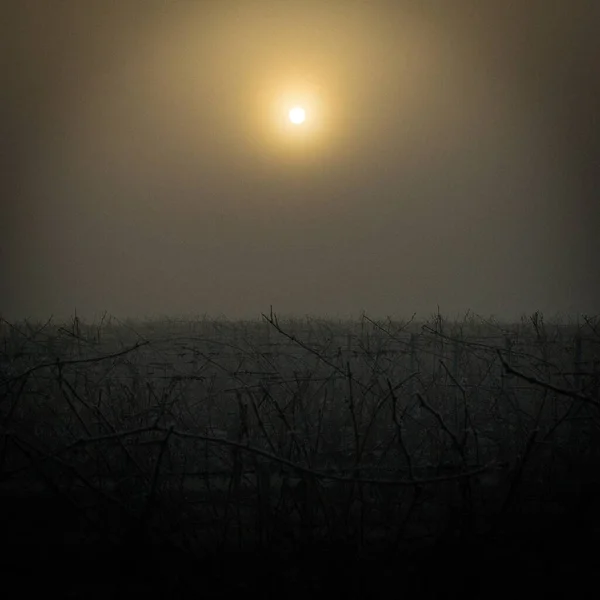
[3,1,599,322]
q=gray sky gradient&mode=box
[2,1,599,322]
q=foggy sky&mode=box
[3,1,599,322]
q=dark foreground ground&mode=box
[2,487,598,599]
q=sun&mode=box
[260,81,330,155]
[288,106,306,125]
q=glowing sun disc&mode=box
[289,106,306,124]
